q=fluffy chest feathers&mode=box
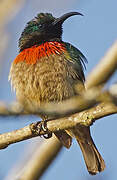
[9,42,85,111]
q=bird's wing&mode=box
[64,42,87,83]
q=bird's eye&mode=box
[38,24,43,28]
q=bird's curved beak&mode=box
[52,12,83,26]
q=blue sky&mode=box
[0,0,117,179]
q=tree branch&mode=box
[5,136,62,180]
[0,102,117,150]
[17,136,62,180]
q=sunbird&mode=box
[9,12,105,174]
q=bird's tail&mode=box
[54,130,72,148]
[68,126,105,175]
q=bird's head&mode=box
[19,12,83,52]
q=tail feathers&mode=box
[77,139,105,175]
[54,130,72,149]
[71,126,105,175]
[54,126,105,174]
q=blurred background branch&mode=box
[86,41,117,89]
[0,88,113,116]
[0,0,25,25]
[5,136,62,180]
[0,0,26,74]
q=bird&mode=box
[9,12,105,174]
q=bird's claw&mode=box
[30,121,52,139]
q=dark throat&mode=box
[19,37,62,52]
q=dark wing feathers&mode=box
[64,42,87,82]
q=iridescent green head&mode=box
[19,12,83,51]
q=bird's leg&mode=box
[30,116,52,139]
[41,119,52,139]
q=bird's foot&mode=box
[30,121,52,139]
